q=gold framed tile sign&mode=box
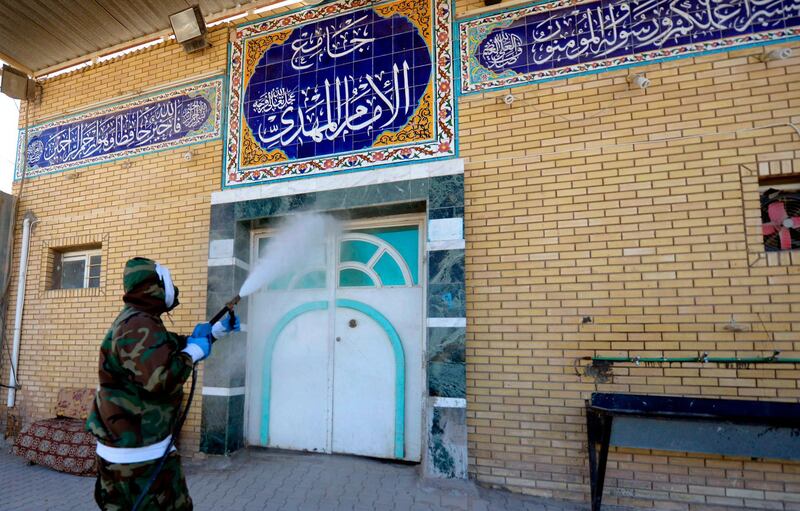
[224,0,456,187]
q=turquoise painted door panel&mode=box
[333,288,423,461]
[249,219,423,462]
[247,290,331,452]
[339,225,420,287]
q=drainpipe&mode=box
[7,213,35,407]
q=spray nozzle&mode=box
[208,295,241,342]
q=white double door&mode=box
[246,216,424,461]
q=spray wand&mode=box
[208,294,241,338]
[131,294,241,511]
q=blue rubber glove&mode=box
[211,312,241,340]
[192,322,213,339]
[182,323,213,363]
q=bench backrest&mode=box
[54,388,96,420]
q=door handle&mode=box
[336,337,342,342]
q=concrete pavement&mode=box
[0,439,634,511]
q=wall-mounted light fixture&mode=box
[170,6,209,53]
[0,65,35,100]
[758,47,793,62]
[628,73,650,90]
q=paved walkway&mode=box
[0,440,630,511]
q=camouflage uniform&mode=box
[86,257,194,511]
[94,452,191,511]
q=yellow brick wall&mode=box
[0,27,230,453]
[1,2,799,509]
[457,0,800,505]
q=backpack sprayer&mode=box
[131,296,241,511]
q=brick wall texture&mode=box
[1,1,799,509]
[0,27,231,454]
[456,0,800,507]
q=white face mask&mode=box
[154,264,175,309]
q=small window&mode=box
[761,186,800,252]
[52,249,101,289]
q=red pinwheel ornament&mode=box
[762,200,800,250]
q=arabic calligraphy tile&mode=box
[316,140,334,155]
[393,15,413,34]
[693,28,721,43]
[334,137,354,153]
[373,35,394,55]
[479,24,529,75]
[787,0,800,19]
[460,0,800,94]
[353,59,370,76]
[265,44,282,62]
[394,31,415,52]
[19,79,221,177]
[226,0,453,185]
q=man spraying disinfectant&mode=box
[86,257,239,510]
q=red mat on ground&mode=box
[13,417,96,476]
[12,388,96,476]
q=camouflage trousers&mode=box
[94,452,193,511]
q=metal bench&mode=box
[585,392,800,511]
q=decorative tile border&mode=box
[15,77,223,179]
[224,0,456,187]
[458,0,800,94]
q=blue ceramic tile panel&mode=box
[226,0,457,186]
[16,78,222,179]
[460,0,798,93]
[243,10,431,161]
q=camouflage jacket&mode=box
[86,258,193,448]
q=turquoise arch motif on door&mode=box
[260,225,420,290]
[260,299,406,459]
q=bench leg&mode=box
[587,409,613,511]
